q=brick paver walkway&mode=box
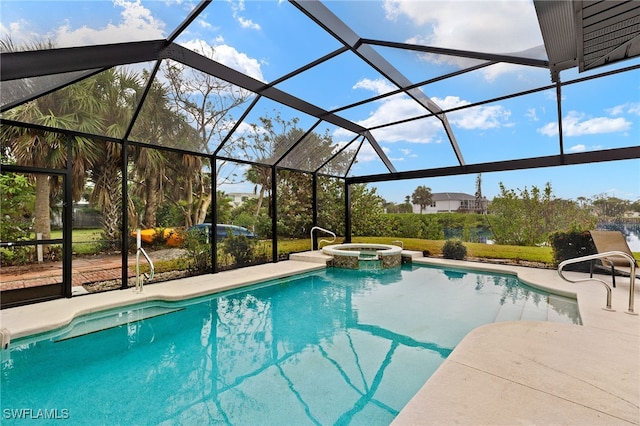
[1,255,137,291]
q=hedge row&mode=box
[355,212,491,242]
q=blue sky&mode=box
[2,0,639,203]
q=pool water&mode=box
[1,265,580,425]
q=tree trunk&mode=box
[98,168,122,251]
[185,176,194,227]
[101,192,122,250]
[254,185,266,219]
[34,174,51,255]
[194,193,212,225]
[143,174,158,228]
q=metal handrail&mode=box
[310,226,336,250]
[557,251,636,315]
[392,240,404,249]
[135,230,155,293]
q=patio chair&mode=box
[589,230,639,288]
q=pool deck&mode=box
[1,252,638,425]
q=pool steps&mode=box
[492,294,576,323]
[289,248,423,264]
[0,328,10,350]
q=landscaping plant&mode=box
[442,239,467,260]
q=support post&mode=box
[63,135,73,297]
[344,181,351,243]
[120,139,129,290]
[312,173,318,250]
[271,166,278,262]
[36,233,43,263]
[212,156,218,273]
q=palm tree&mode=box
[412,185,433,214]
[88,68,143,246]
[2,71,104,254]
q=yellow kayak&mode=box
[131,228,184,247]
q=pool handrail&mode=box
[135,229,155,293]
[557,250,636,315]
[392,240,404,249]
[310,226,336,250]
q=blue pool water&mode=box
[1,265,580,425]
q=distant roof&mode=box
[431,192,476,202]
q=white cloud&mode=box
[538,111,632,137]
[480,62,525,82]
[568,144,603,153]
[452,104,511,130]
[197,19,213,29]
[526,108,538,121]
[229,0,261,30]
[384,0,543,80]
[1,20,41,45]
[352,80,513,143]
[54,0,165,47]
[237,17,260,30]
[437,95,511,130]
[607,102,640,116]
[180,39,264,81]
[384,0,541,52]
[355,142,384,163]
[357,94,443,143]
[565,114,631,136]
[353,78,396,94]
[370,119,443,144]
[538,122,558,137]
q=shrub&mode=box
[137,257,189,274]
[549,230,595,271]
[224,233,257,266]
[396,214,425,238]
[182,229,212,273]
[0,247,34,266]
[442,239,467,260]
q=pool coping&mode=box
[1,255,638,424]
[0,261,326,340]
[397,257,640,425]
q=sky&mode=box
[2,0,639,203]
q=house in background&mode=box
[227,192,259,208]
[413,192,487,214]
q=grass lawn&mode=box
[351,236,554,264]
[43,230,640,265]
[50,228,105,255]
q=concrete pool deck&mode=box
[1,254,638,425]
[397,257,640,425]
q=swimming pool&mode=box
[1,264,580,425]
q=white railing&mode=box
[310,226,336,250]
[135,229,155,293]
[557,251,636,315]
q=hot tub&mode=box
[322,243,402,269]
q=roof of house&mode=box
[431,192,477,202]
